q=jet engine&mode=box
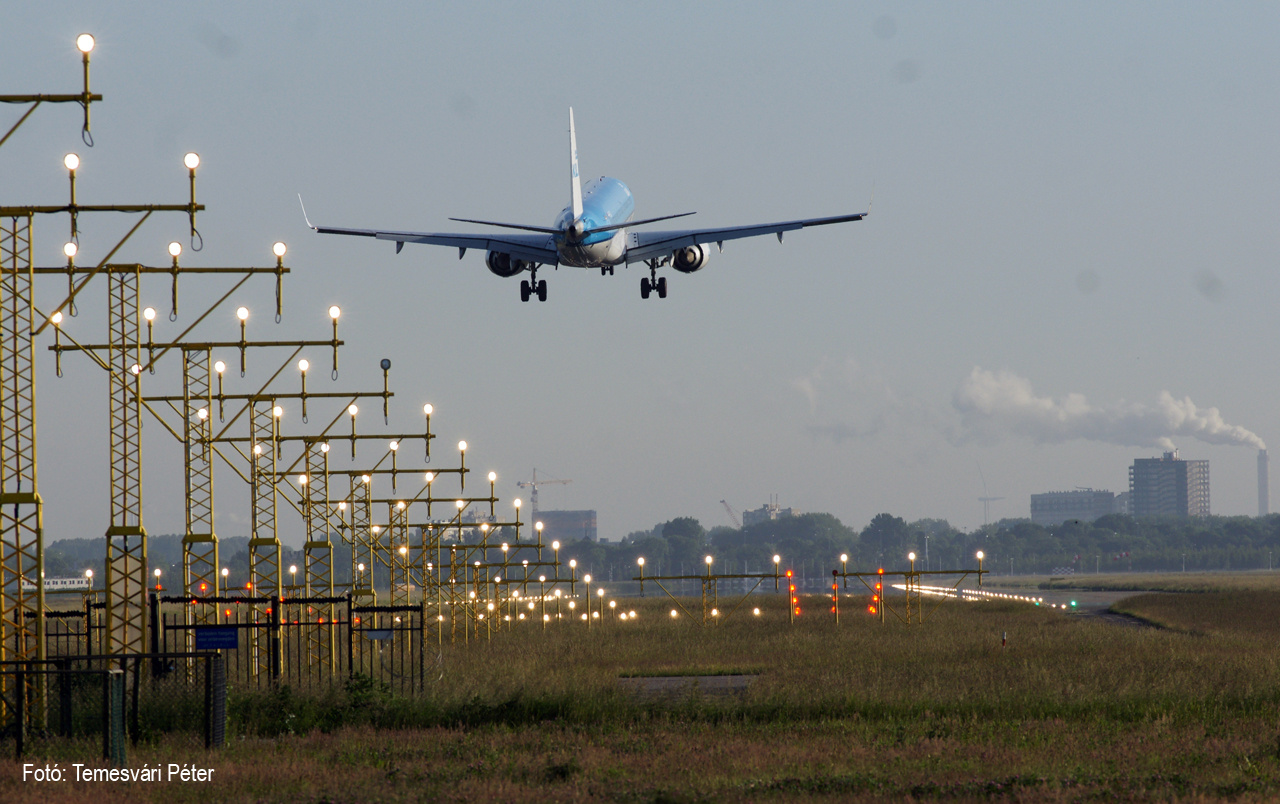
[672,244,711,273]
[486,251,531,278]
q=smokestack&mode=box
[1260,449,1270,517]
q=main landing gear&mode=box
[520,267,547,302]
[640,259,667,299]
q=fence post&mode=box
[84,596,93,657]
[58,658,72,737]
[129,656,142,747]
[270,595,281,683]
[14,666,26,759]
[204,653,226,749]
[347,593,355,679]
[150,592,162,678]
[104,668,126,767]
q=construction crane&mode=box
[720,500,742,529]
[516,468,571,522]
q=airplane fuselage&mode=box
[552,176,633,267]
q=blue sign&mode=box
[194,627,238,650]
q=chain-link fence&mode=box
[1,653,224,762]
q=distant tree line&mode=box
[40,512,1280,594]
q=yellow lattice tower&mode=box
[182,348,218,614]
[301,438,335,673]
[105,268,147,655]
[388,501,410,604]
[249,399,281,599]
[0,214,45,720]
[349,475,376,604]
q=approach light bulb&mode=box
[513,498,520,508]
[328,305,340,320]
[197,408,208,421]
[130,364,142,375]
[583,574,591,583]
[908,552,916,562]
[214,361,225,374]
[361,474,370,484]
[184,152,200,170]
[51,311,63,326]
[273,242,287,257]
[773,555,781,564]
[236,306,248,321]
[168,241,182,257]
[154,568,161,578]
[298,358,309,372]
[297,474,307,485]
[389,440,399,451]
[253,444,262,455]
[348,404,358,416]
[143,307,156,321]
[63,242,77,258]
[457,440,467,452]
[977,551,985,560]
[85,569,93,579]
[424,472,434,483]
[456,499,464,509]
[64,153,79,171]
[840,554,848,563]
[423,403,433,415]
[272,405,283,418]
[569,559,576,569]
[289,565,297,575]
[76,33,95,54]
[320,442,330,453]
[705,555,714,565]
[637,557,645,566]
[488,471,496,482]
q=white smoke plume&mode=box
[953,367,1265,451]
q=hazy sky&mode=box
[7,3,1280,548]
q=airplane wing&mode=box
[307,221,559,266]
[623,211,866,264]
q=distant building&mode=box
[1113,491,1131,516]
[742,502,799,527]
[535,510,597,543]
[1129,450,1210,518]
[1029,489,1117,527]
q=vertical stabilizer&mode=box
[569,108,583,219]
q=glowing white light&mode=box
[63,153,79,171]
[64,242,78,258]
[76,34,95,54]
[236,307,249,321]
[184,152,200,170]
[272,242,287,257]
[169,241,182,257]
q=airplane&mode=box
[303,109,868,302]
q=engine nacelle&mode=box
[486,251,532,278]
[672,243,711,273]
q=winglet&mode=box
[569,108,583,220]
[298,194,315,230]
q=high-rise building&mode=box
[1029,489,1117,527]
[1128,450,1209,518]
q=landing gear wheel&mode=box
[536,279,547,302]
[520,280,531,302]
[657,277,667,298]
[640,277,651,299]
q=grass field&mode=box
[6,582,1280,802]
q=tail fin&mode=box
[569,108,583,219]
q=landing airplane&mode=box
[303,109,867,302]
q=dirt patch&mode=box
[618,674,756,702]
